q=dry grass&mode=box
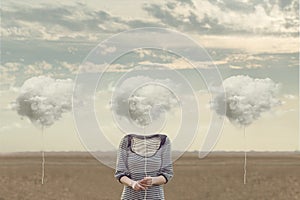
[0,152,299,200]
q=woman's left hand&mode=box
[139,177,153,187]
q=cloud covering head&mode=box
[112,76,179,127]
[128,84,178,126]
[211,75,281,126]
[13,76,73,128]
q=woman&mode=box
[115,134,173,200]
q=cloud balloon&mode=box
[112,76,179,127]
[210,75,281,184]
[13,76,73,128]
[128,84,178,126]
[211,75,281,126]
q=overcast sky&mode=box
[0,0,299,153]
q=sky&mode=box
[0,0,299,153]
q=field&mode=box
[0,152,299,200]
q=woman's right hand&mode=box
[131,180,147,191]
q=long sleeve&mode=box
[115,136,131,182]
[158,137,173,183]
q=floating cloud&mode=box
[113,76,179,127]
[211,75,281,126]
[128,84,178,126]
[13,76,73,128]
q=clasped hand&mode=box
[131,177,153,191]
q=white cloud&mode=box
[13,76,73,128]
[99,44,117,55]
[214,53,267,69]
[60,62,79,73]
[12,61,53,76]
[283,94,297,100]
[78,62,108,73]
[40,61,52,70]
[211,75,281,126]
[112,76,179,126]
[150,0,299,36]
[135,49,157,58]
[24,64,43,75]
[128,84,178,126]
[192,35,299,53]
[2,62,21,71]
[228,65,243,69]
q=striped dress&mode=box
[115,134,173,200]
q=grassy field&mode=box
[0,152,299,200]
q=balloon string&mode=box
[143,126,147,200]
[243,126,247,185]
[42,126,45,185]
